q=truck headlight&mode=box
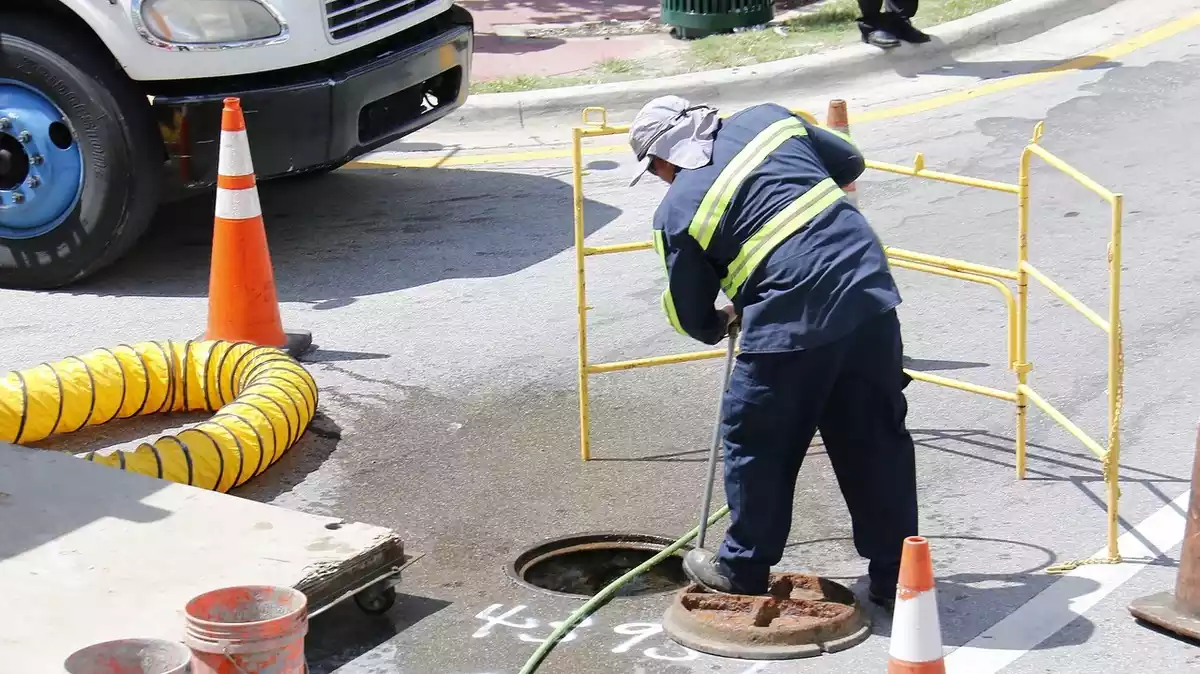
[139,0,284,45]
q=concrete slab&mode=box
[0,443,404,672]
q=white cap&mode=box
[627,95,719,186]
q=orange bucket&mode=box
[183,585,308,674]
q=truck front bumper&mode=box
[150,6,473,195]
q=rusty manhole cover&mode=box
[507,533,690,598]
[662,572,871,660]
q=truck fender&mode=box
[30,0,140,73]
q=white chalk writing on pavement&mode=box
[470,604,773,672]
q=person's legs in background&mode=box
[858,0,931,48]
[857,0,901,48]
[884,0,932,44]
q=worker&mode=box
[857,1,930,49]
[627,95,918,610]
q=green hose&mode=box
[517,505,731,674]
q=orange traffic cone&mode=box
[826,99,860,208]
[202,97,311,357]
[1128,423,1200,640]
[888,536,946,673]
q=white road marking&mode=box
[944,489,1191,673]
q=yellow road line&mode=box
[347,144,619,169]
[856,11,1200,123]
[348,12,1200,171]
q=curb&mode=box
[445,0,1124,133]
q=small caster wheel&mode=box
[354,582,397,615]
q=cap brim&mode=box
[629,156,651,187]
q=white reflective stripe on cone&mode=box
[889,589,944,663]
[218,129,256,177]
[215,187,263,220]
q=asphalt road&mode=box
[4,3,1200,674]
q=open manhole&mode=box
[507,533,690,598]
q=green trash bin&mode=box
[661,0,775,39]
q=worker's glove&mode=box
[718,304,740,338]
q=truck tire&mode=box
[0,13,162,289]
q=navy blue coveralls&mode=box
[651,102,919,594]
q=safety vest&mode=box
[676,116,847,300]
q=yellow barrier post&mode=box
[573,124,591,461]
[1107,194,1124,562]
[1019,122,1124,568]
[1016,141,1032,481]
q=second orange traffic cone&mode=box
[826,99,860,208]
[202,97,311,358]
[888,536,946,673]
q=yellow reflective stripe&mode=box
[688,117,808,250]
[820,126,856,146]
[653,229,687,335]
[721,178,844,298]
[661,290,687,336]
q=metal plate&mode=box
[662,572,871,660]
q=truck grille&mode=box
[325,0,441,41]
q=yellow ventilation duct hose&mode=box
[0,340,318,493]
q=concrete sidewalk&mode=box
[463,1,825,81]
[462,0,668,81]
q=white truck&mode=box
[0,0,473,288]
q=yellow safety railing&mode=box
[1017,121,1124,568]
[571,107,1123,570]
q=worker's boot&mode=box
[682,549,767,595]
[857,19,901,49]
[867,559,901,612]
[868,584,896,613]
[887,14,932,44]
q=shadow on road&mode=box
[0,444,173,562]
[904,356,990,371]
[913,428,1191,563]
[475,34,565,56]
[62,167,622,304]
[305,592,453,674]
[897,53,1122,80]
[787,533,1100,648]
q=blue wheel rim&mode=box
[0,79,85,240]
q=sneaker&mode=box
[682,549,766,595]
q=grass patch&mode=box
[595,58,644,76]
[913,0,1011,26]
[471,74,592,94]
